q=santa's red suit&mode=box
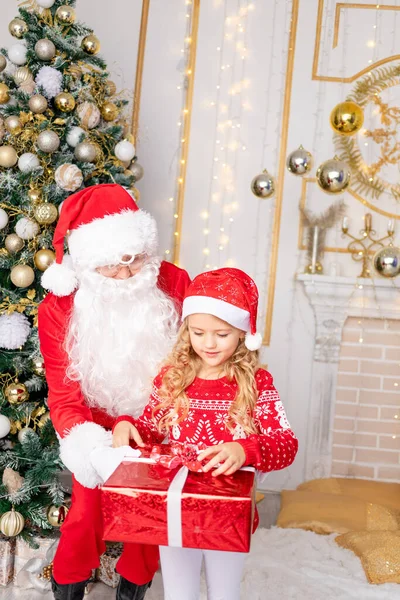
[38,184,191,587]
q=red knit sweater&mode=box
[114,368,298,473]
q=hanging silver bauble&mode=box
[250,169,276,199]
[29,94,48,114]
[373,246,400,278]
[286,145,313,176]
[74,141,97,163]
[129,162,144,182]
[316,156,351,194]
[37,130,60,153]
[35,39,56,61]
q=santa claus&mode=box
[38,183,190,600]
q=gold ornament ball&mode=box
[47,505,69,527]
[34,202,58,225]
[0,55,6,73]
[0,508,25,537]
[129,162,144,182]
[10,264,35,288]
[77,102,101,129]
[330,101,364,136]
[100,101,119,122]
[74,141,97,162]
[29,94,48,114]
[0,83,10,104]
[37,130,60,153]
[373,246,400,278]
[55,5,76,24]
[250,170,276,199]
[316,156,351,194]
[5,381,29,405]
[131,187,141,202]
[20,79,35,94]
[105,80,117,96]
[0,146,18,168]
[35,38,56,61]
[27,187,42,203]
[9,18,28,39]
[5,116,23,136]
[34,248,55,271]
[5,233,24,254]
[14,66,33,86]
[39,411,51,427]
[55,92,76,113]
[81,34,101,55]
[55,163,83,191]
[32,356,46,377]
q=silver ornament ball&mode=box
[316,157,351,194]
[129,162,144,182]
[250,170,276,199]
[0,55,6,73]
[37,130,60,153]
[74,141,97,163]
[35,39,56,61]
[286,145,313,176]
[29,94,47,114]
[373,246,400,278]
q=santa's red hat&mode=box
[41,183,158,297]
[182,268,262,351]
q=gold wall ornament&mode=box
[47,504,69,527]
[286,145,313,175]
[29,94,48,114]
[55,92,76,113]
[373,246,400,279]
[9,18,28,39]
[0,146,18,168]
[100,102,119,122]
[5,116,23,136]
[34,248,55,271]
[5,234,24,254]
[250,170,276,199]
[81,35,101,55]
[0,83,10,104]
[34,202,58,224]
[10,264,35,288]
[316,156,351,194]
[14,66,33,86]
[341,213,395,278]
[5,381,29,405]
[55,5,76,24]
[0,508,25,537]
[330,101,364,136]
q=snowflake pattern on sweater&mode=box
[115,368,298,473]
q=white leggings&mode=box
[159,545,247,600]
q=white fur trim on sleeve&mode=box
[59,422,112,488]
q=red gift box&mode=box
[101,451,255,553]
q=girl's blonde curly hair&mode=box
[154,319,260,435]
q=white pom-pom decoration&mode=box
[35,66,63,99]
[0,312,31,350]
[37,0,55,7]
[18,152,40,173]
[8,43,27,66]
[15,217,40,240]
[0,208,9,230]
[0,415,11,439]
[114,140,135,162]
[66,126,86,148]
[55,163,83,192]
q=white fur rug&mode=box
[146,527,400,600]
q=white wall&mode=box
[2,0,399,490]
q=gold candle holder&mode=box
[341,213,395,278]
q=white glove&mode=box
[90,445,142,484]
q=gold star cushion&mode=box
[336,531,400,584]
[276,490,400,534]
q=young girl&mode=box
[113,268,298,600]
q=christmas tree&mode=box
[0,0,142,544]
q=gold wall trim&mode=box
[313,0,400,82]
[298,178,400,253]
[263,0,300,346]
[131,0,150,143]
[172,0,201,265]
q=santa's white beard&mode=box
[65,259,178,418]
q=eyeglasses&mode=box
[97,253,148,277]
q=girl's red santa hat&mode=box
[41,183,158,297]
[182,268,263,351]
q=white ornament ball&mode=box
[0,415,11,439]
[0,312,31,350]
[115,140,136,162]
[35,66,63,99]
[37,0,56,6]
[77,102,101,129]
[15,217,40,240]
[55,163,83,192]
[8,43,27,66]
[66,126,85,148]
[0,208,9,230]
[18,152,40,173]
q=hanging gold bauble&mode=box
[32,356,46,377]
[38,411,50,428]
[55,5,76,23]
[0,55,6,73]
[5,233,24,254]
[27,187,42,203]
[29,94,48,114]
[100,102,119,122]
[55,92,76,113]
[5,116,23,136]
[9,18,28,39]
[131,187,140,202]
[250,170,276,198]
[47,504,69,527]
[77,102,101,129]
[316,156,351,194]
[373,246,400,278]
[35,39,56,61]
[37,130,60,153]
[0,118,4,142]
[33,202,58,225]
[105,80,117,96]
[81,34,101,55]
[5,381,29,405]
[330,101,364,136]
[0,508,25,537]
[0,83,10,104]
[14,66,33,86]
[0,146,18,168]
[34,248,55,271]
[10,264,35,288]
[20,79,35,94]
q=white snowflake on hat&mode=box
[41,183,158,297]
[181,267,263,351]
